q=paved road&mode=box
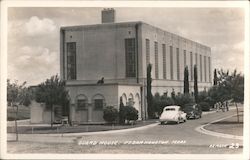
[7,107,243,154]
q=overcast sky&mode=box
[8,7,245,86]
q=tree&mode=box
[209,69,244,122]
[194,65,198,103]
[119,96,126,124]
[147,64,154,118]
[213,69,218,86]
[7,79,31,141]
[35,75,69,127]
[184,66,189,94]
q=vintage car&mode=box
[159,106,187,124]
[183,103,202,119]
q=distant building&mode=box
[60,9,212,123]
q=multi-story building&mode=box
[60,8,212,123]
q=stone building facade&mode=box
[60,9,212,123]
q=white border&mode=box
[1,1,249,160]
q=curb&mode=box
[9,122,160,137]
[195,114,243,140]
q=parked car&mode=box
[183,103,202,119]
[159,106,187,124]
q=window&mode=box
[125,38,136,77]
[190,52,193,80]
[200,55,202,82]
[94,99,104,110]
[204,56,207,82]
[208,57,211,82]
[170,46,173,80]
[162,44,166,79]
[184,50,186,67]
[154,42,159,79]
[77,99,87,110]
[67,42,76,80]
[195,53,198,65]
[146,39,150,66]
[176,48,180,80]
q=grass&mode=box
[7,105,30,121]
[7,119,157,134]
[204,113,243,136]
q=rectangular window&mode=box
[200,55,203,82]
[94,99,103,110]
[208,57,211,82]
[176,48,180,80]
[195,53,198,65]
[162,44,167,79]
[170,46,173,80]
[77,99,87,110]
[184,50,186,67]
[125,38,136,77]
[204,56,207,82]
[190,52,193,81]
[146,39,150,66]
[67,42,76,80]
[154,42,159,79]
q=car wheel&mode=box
[160,122,165,125]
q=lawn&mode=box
[7,119,157,134]
[7,105,30,121]
[204,112,243,136]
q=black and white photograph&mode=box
[1,1,249,160]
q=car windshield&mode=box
[165,108,176,111]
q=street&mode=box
[7,108,243,154]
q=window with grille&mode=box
[176,48,180,80]
[184,50,186,67]
[170,46,173,80]
[77,99,87,110]
[146,39,150,66]
[67,42,76,80]
[162,44,166,79]
[200,55,203,82]
[208,57,211,82]
[125,38,136,77]
[195,53,198,65]
[154,42,159,79]
[94,99,104,110]
[204,56,207,82]
[190,52,193,81]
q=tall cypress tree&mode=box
[147,64,153,118]
[184,66,189,94]
[194,65,198,103]
[213,69,218,86]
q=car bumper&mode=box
[159,118,179,122]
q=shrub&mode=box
[125,106,138,121]
[103,106,119,123]
[198,102,210,111]
[119,105,126,124]
[119,106,138,124]
[156,95,175,115]
[174,94,194,109]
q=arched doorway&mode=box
[91,94,106,122]
[75,94,88,122]
[121,93,127,106]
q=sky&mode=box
[7,7,245,86]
